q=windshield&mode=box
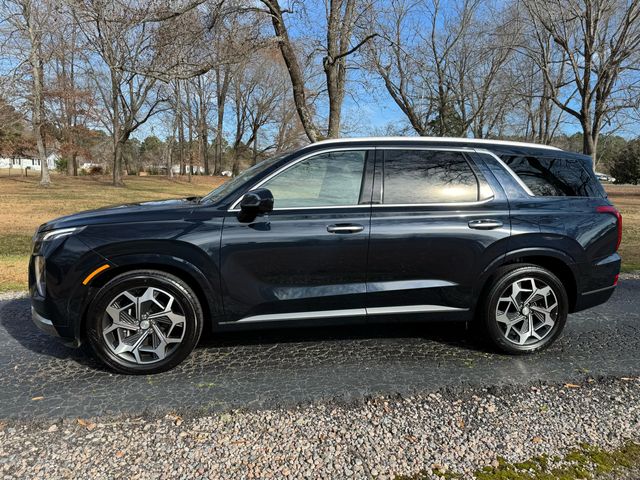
[200,154,288,204]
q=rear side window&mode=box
[501,155,602,197]
[383,150,493,204]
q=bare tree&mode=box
[521,0,640,163]
[70,0,202,185]
[366,0,516,137]
[259,0,376,141]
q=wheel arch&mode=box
[476,248,579,313]
[76,254,222,342]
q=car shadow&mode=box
[199,318,492,354]
[0,297,494,370]
[0,298,102,369]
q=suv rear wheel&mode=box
[481,264,568,354]
[86,270,203,374]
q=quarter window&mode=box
[502,155,600,197]
[383,150,491,204]
[262,150,367,208]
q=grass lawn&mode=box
[0,173,638,293]
[0,173,224,293]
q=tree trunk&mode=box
[187,91,193,182]
[252,126,259,166]
[175,81,186,176]
[109,67,124,186]
[262,0,322,142]
[28,12,50,187]
[197,78,209,175]
[214,65,230,175]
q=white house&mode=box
[0,153,59,172]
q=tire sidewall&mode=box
[484,266,568,354]
[86,271,203,374]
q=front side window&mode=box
[501,155,601,197]
[383,150,491,204]
[262,150,367,208]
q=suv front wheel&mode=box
[481,264,568,354]
[85,270,204,374]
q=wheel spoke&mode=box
[495,277,559,347]
[102,286,187,365]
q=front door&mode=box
[366,148,511,318]
[220,149,373,323]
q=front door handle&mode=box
[327,224,364,234]
[468,219,503,230]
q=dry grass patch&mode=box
[0,174,224,292]
[608,188,640,272]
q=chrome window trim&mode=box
[220,304,467,324]
[475,148,535,197]
[228,145,499,212]
[228,147,371,212]
[372,197,494,209]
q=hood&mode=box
[40,197,200,231]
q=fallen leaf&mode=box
[456,418,465,429]
[166,413,183,426]
[77,419,97,431]
[31,396,44,401]
[404,434,418,443]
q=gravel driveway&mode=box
[1,279,640,419]
[1,379,639,479]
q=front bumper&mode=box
[31,306,80,347]
[31,306,60,337]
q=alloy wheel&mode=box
[101,286,186,364]
[495,277,559,346]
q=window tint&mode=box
[383,150,491,204]
[262,150,367,208]
[501,155,600,197]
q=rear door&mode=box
[220,148,374,323]
[366,147,510,319]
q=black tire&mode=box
[480,264,568,354]
[85,270,203,374]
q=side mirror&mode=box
[238,188,274,221]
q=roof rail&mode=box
[309,136,561,151]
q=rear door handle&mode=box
[327,224,364,234]
[468,219,503,230]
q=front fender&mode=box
[72,241,223,342]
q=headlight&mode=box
[34,255,46,297]
[40,227,85,242]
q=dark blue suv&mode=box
[29,138,622,374]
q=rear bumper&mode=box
[572,252,620,312]
[574,284,616,312]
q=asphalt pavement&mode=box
[1,280,638,419]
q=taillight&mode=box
[596,205,622,251]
